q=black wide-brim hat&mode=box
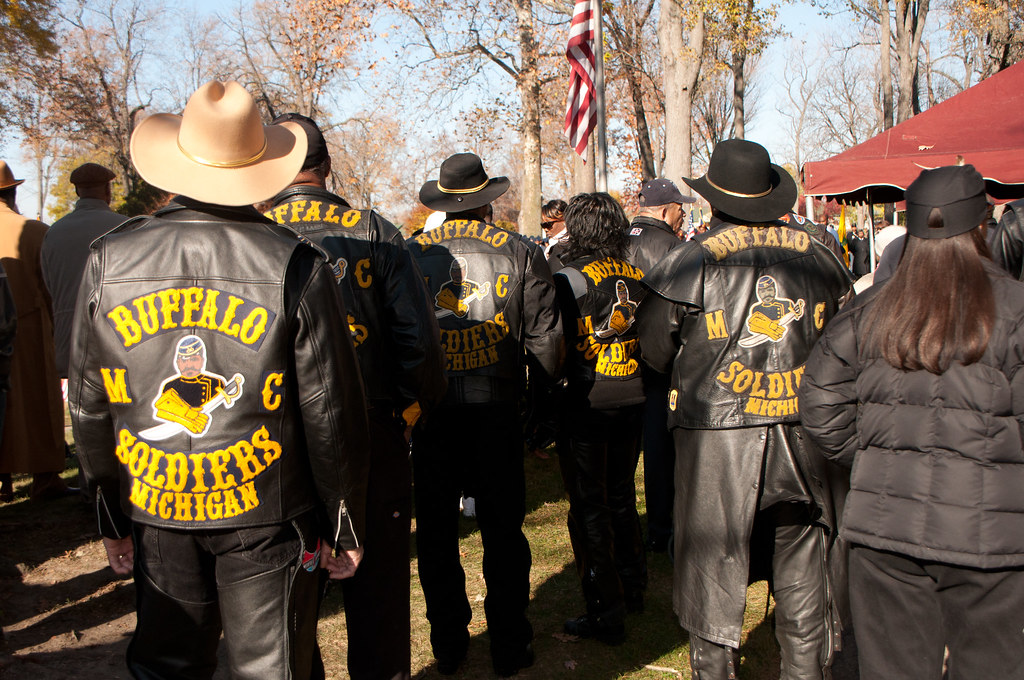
[420,152,510,212]
[683,139,797,223]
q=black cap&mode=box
[905,165,987,240]
[639,178,696,207]
[271,112,330,171]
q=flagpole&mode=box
[594,0,608,192]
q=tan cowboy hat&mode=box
[130,81,307,206]
[0,161,25,191]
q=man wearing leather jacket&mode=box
[408,153,562,677]
[626,179,693,554]
[69,82,370,679]
[266,113,447,680]
[638,140,852,680]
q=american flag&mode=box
[564,0,597,160]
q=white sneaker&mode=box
[461,496,476,518]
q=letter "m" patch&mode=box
[705,310,729,340]
[100,367,132,404]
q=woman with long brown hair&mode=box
[800,165,1024,679]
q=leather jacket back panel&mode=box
[409,219,561,404]
[69,203,369,548]
[642,221,852,429]
[268,186,447,412]
[556,255,646,409]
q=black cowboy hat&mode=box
[420,153,510,212]
[683,139,797,223]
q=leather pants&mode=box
[559,404,646,621]
[127,515,322,680]
[689,502,830,680]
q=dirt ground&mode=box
[0,479,142,680]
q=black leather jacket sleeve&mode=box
[637,293,691,375]
[291,254,370,551]
[374,217,447,414]
[992,200,1024,280]
[69,245,131,539]
[523,242,563,379]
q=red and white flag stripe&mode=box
[564,0,597,160]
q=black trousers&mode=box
[689,503,829,680]
[128,515,321,680]
[849,544,1024,680]
[340,410,412,680]
[412,403,533,666]
[641,371,675,547]
[559,404,646,620]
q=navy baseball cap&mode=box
[639,178,696,207]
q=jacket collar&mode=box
[156,196,273,224]
[631,214,673,234]
[270,184,351,210]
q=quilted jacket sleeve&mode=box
[799,308,862,468]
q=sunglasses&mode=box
[541,221,555,230]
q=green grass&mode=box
[316,451,783,679]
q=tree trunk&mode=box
[659,0,704,189]
[732,52,746,139]
[512,0,542,235]
[880,0,894,129]
[894,0,928,124]
[625,68,657,180]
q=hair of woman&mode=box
[865,214,994,374]
[542,199,567,223]
[563,192,630,262]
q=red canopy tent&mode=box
[802,61,1024,204]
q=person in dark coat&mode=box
[625,178,693,553]
[555,192,647,645]
[638,139,852,680]
[408,153,562,677]
[800,164,1024,680]
[41,162,125,379]
[989,197,1024,278]
[846,227,871,276]
[266,113,447,680]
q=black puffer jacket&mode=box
[800,263,1024,568]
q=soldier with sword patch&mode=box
[143,335,243,440]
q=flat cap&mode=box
[69,162,116,186]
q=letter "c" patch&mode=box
[261,371,284,411]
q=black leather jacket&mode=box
[408,216,562,404]
[639,218,852,429]
[627,215,679,274]
[555,254,646,410]
[69,199,370,551]
[267,186,447,418]
[991,198,1024,279]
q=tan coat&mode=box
[0,202,65,473]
